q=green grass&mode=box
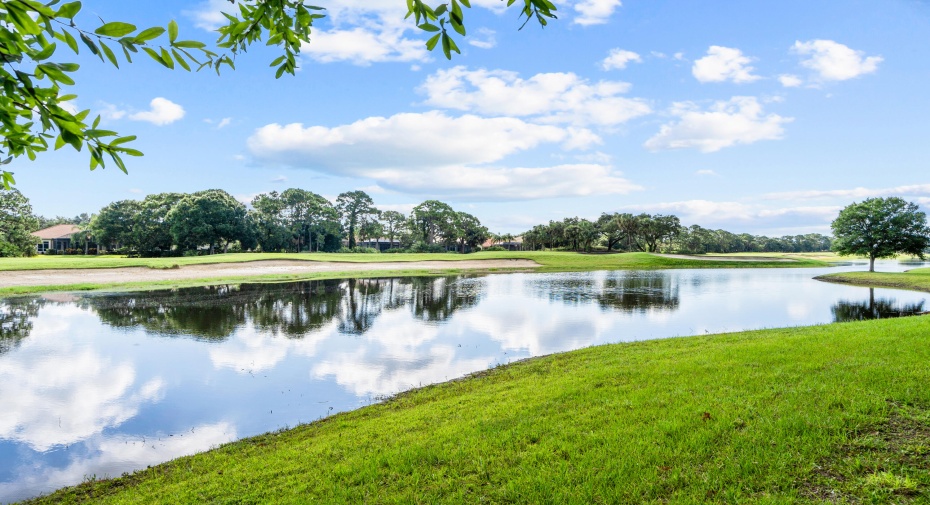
[816,268,930,294]
[0,252,829,296]
[26,316,930,504]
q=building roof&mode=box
[31,224,82,240]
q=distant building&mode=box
[481,236,523,251]
[355,238,402,252]
[31,224,82,254]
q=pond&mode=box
[1,262,928,502]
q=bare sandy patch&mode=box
[0,259,540,288]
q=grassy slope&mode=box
[816,267,930,294]
[0,252,829,296]
[29,316,930,504]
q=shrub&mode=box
[339,246,380,254]
[482,245,508,252]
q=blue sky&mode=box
[13,0,930,236]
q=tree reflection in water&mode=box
[831,288,926,322]
[597,272,680,313]
[0,297,45,355]
[530,272,680,313]
[82,276,484,340]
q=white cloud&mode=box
[371,164,642,200]
[621,199,841,233]
[469,28,497,49]
[644,96,792,153]
[98,102,126,121]
[271,175,288,183]
[763,184,930,201]
[573,0,623,26]
[128,98,185,126]
[246,111,646,200]
[419,66,651,126]
[217,117,232,129]
[306,26,428,65]
[692,46,761,84]
[183,0,232,31]
[248,111,598,170]
[792,39,882,81]
[601,49,642,70]
[778,74,803,88]
[696,169,719,176]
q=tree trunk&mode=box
[869,255,875,272]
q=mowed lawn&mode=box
[0,251,828,272]
[28,315,930,504]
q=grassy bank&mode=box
[27,316,930,504]
[816,267,930,294]
[0,251,829,271]
[0,252,829,296]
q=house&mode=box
[31,224,82,254]
[481,236,523,251]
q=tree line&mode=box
[521,213,833,254]
[0,188,493,257]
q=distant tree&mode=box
[831,197,930,272]
[250,191,290,252]
[335,191,377,249]
[380,210,406,249]
[597,213,624,251]
[167,189,249,254]
[90,199,142,252]
[0,189,39,256]
[411,200,456,246]
[134,192,185,256]
[452,212,489,253]
[631,214,681,253]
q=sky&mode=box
[12,0,930,236]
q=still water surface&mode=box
[0,262,927,502]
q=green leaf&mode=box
[168,20,179,43]
[100,41,119,67]
[425,33,441,51]
[79,33,100,56]
[110,135,136,146]
[61,30,79,53]
[172,40,206,49]
[172,49,191,71]
[142,47,170,68]
[418,23,440,32]
[95,22,137,38]
[33,42,57,61]
[56,1,82,19]
[7,3,42,35]
[134,27,165,43]
[160,48,175,69]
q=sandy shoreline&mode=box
[0,259,541,288]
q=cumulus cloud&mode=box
[601,49,642,70]
[692,46,761,83]
[246,111,645,200]
[778,74,803,88]
[763,184,930,201]
[305,25,428,65]
[468,28,497,49]
[644,96,792,153]
[183,0,232,31]
[371,164,642,200]
[792,40,882,81]
[248,111,597,169]
[419,66,651,126]
[621,199,841,233]
[695,169,719,176]
[128,98,185,126]
[573,0,623,26]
